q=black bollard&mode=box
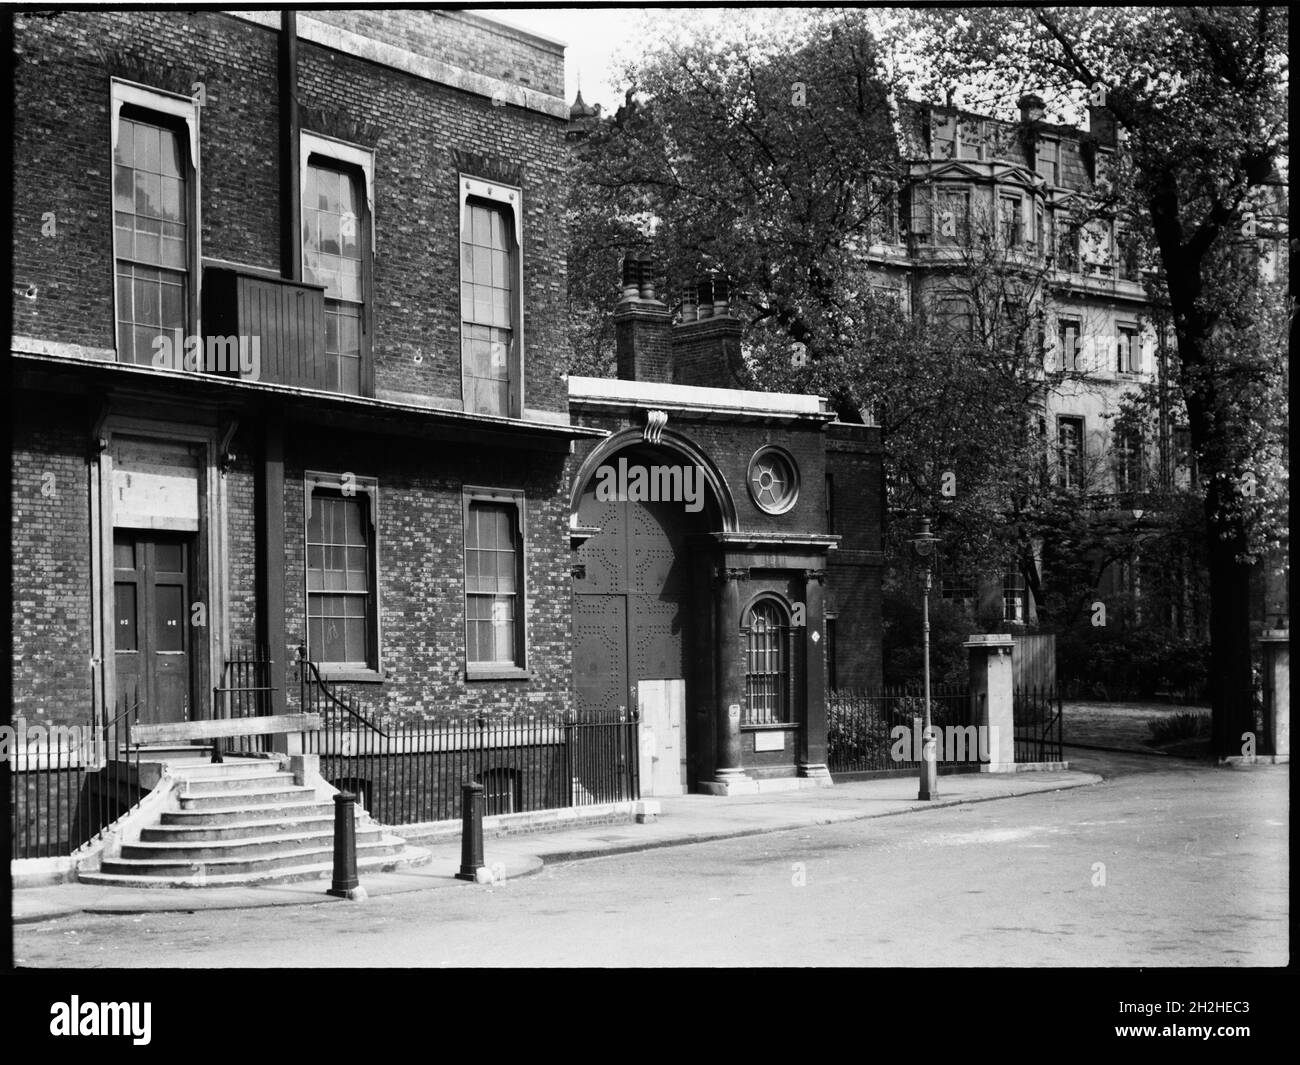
[455,781,485,881]
[326,791,364,899]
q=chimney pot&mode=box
[1018,93,1046,123]
[697,275,715,319]
[621,253,641,301]
[638,252,657,301]
[712,275,730,317]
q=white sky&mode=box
[478,6,816,112]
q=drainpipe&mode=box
[281,11,300,282]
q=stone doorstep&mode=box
[696,775,831,797]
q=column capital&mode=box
[802,568,826,585]
[716,566,750,585]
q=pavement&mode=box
[11,765,1101,924]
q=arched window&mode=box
[743,599,798,726]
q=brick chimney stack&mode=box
[1088,103,1118,147]
[614,250,673,383]
[1018,93,1046,124]
[671,271,745,389]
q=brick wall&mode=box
[671,318,746,389]
[11,10,572,413]
[11,395,95,726]
[826,423,885,687]
[304,9,565,98]
[273,428,573,721]
[572,412,831,537]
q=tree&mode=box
[566,10,1093,596]
[905,5,1289,755]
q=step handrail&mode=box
[297,645,389,739]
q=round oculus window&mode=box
[747,447,799,514]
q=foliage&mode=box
[880,582,974,686]
[1147,711,1212,745]
[569,9,1101,587]
[905,5,1290,753]
[1058,623,1210,702]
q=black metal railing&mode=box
[296,649,639,825]
[213,645,277,756]
[10,688,145,860]
[827,684,975,775]
[1014,685,1064,762]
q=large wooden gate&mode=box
[572,449,711,786]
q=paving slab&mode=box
[12,768,1099,923]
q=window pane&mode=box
[154,542,183,573]
[116,117,188,364]
[155,585,185,652]
[114,583,138,651]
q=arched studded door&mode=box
[572,447,712,717]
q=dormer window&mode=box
[1036,137,1060,185]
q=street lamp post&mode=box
[910,517,940,801]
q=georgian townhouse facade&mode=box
[11,9,597,736]
[11,9,886,803]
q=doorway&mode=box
[113,531,194,724]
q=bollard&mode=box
[326,791,366,900]
[455,781,486,882]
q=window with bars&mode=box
[303,159,367,395]
[461,186,520,418]
[306,486,376,669]
[114,112,190,365]
[742,598,800,726]
[464,492,525,670]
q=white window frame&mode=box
[110,79,202,362]
[1117,323,1141,375]
[462,485,530,679]
[459,175,525,418]
[301,133,375,396]
[300,131,376,257]
[303,471,382,679]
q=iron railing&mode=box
[213,644,276,756]
[10,688,144,860]
[827,684,975,775]
[1013,685,1064,762]
[296,649,639,824]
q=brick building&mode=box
[866,94,1291,636]
[568,261,883,794]
[10,9,885,810]
[11,9,592,733]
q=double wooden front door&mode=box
[113,531,192,724]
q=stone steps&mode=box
[79,757,429,887]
